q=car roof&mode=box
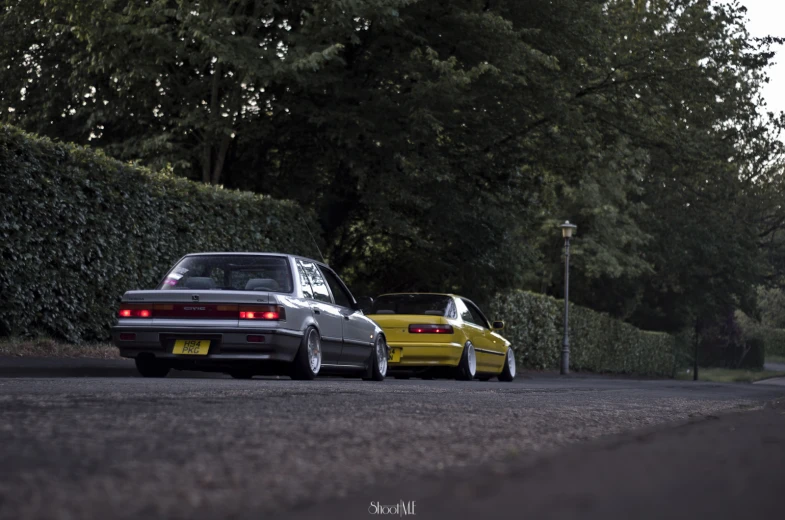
[377,292,460,299]
[183,252,330,269]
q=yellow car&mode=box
[367,293,516,381]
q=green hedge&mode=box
[490,290,676,376]
[0,125,319,342]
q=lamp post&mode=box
[560,221,577,375]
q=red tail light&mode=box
[239,305,286,321]
[118,305,152,318]
[408,324,454,334]
[119,303,286,320]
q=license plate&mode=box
[388,347,401,363]
[173,339,210,355]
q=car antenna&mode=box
[300,216,327,264]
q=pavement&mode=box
[1,358,784,520]
[763,361,785,372]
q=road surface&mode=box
[0,362,783,519]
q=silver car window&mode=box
[159,255,293,292]
[300,261,332,304]
[319,267,353,309]
[296,260,315,300]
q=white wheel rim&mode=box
[507,348,516,378]
[467,344,476,377]
[307,330,321,374]
[376,337,388,377]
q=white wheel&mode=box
[499,347,516,382]
[307,328,322,375]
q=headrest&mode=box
[183,277,216,289]
[245,278,281,291]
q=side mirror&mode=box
[492,320,505,330]
[355,296,374,314]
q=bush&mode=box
[489,290,676,376]
[0,125,320,342]
[758,328,785,358]
[736,311,785,364]
[696,309,762,369]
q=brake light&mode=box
[239,305,286,320]
[408,324,454,334]
[118,305,152,318]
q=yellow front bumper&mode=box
[387,341,463,367]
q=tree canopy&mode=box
[2,0,783,333]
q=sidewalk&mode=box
[0,356,137,378]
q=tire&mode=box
[135,356,170,378]
[455,342,477,381]
[229,369,254,380]
[363,335,387,381]
[291,327,321,380]
[498,347,517,382]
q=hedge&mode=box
[0,125,319,342]
[490,290,676,376]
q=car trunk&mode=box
[120,290,276,326]
[367,314,454,343]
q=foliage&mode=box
[736,310,785,361]
[1,0,784,335]
[0,125,318,341]
[490,290,675,376]
[755,287,785,329]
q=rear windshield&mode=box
[158,255,293,292]
[371,294,452,316]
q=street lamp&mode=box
[560,220,577,375]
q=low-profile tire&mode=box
[455,342,477,381]
[229,369,254,380]
[291,326,321,381]
[362,335,388,381]
[498,347,517,382]
[135,356,170,378]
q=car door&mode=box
[318,266,374,366]
[296,260,343,364]
[458,298,503,372]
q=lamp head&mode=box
[560,220,577,239]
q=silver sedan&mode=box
[111,253,388,381]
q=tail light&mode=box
[408,324,454,334]
[239,305,286,321]
[118,304,152,318]
[118,303,286,320]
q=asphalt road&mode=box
[1,365,784,520]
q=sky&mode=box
[731,0,785,116]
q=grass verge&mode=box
[674,367,785,383]
[0,337,120,359]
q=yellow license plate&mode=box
[388,347,401,363]
[173,339,210,355]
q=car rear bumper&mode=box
[386,341,463,367]
[111,326,303,363]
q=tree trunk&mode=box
[211,134,231,185]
